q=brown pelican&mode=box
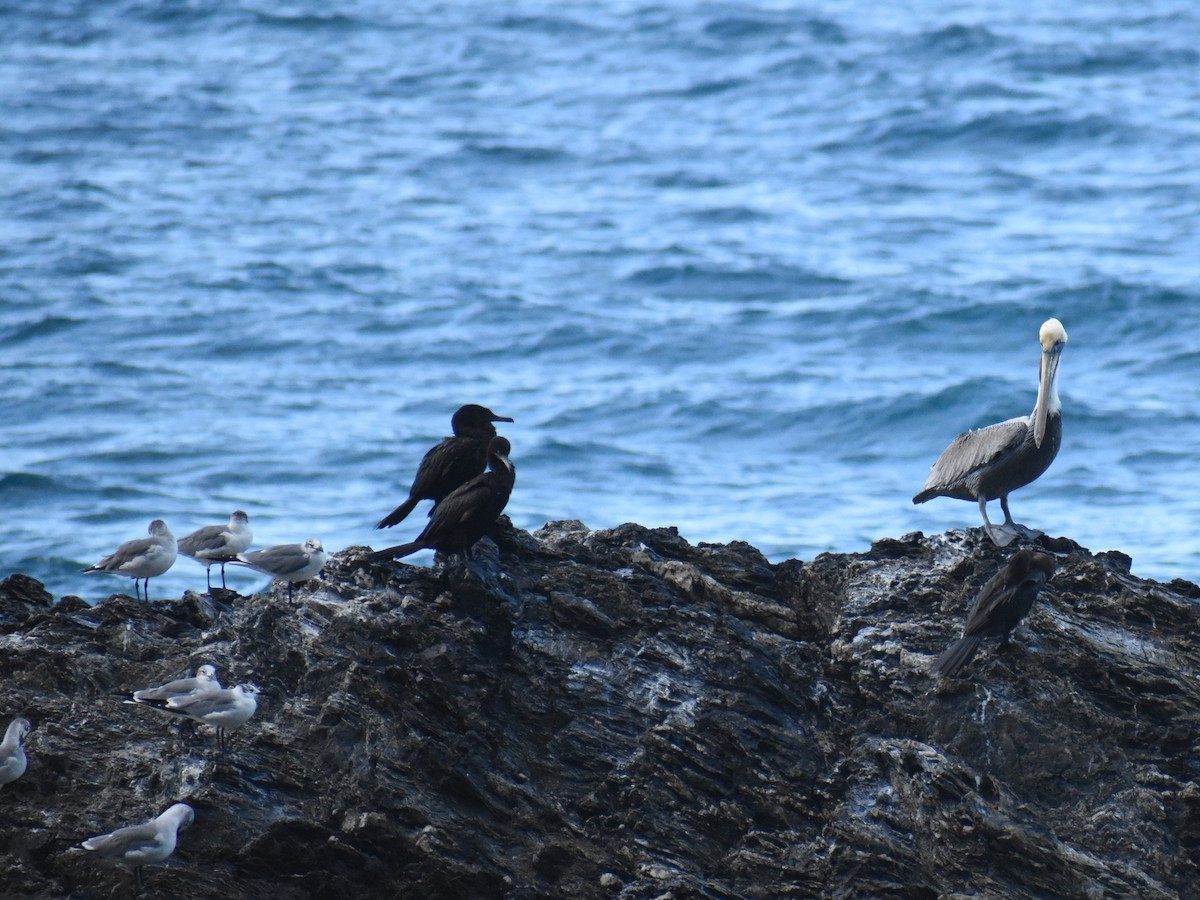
[377,404,514,529]
[914,318,1068,546]
[372,436,515,562]
[933,549,1057,677]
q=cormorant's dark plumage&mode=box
[934,549,1057,678]
[372,436,515,561]
[376,404,513,529]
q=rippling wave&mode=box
[2,0,1198,599]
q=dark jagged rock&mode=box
[0,573,54,626]
[1,521,1198,898]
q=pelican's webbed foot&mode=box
[980,498,1019,546]
[998,497,1044,541]
[984,523,1020,547]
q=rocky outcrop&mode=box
[1,521,1198,898]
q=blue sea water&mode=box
[2,0,1198,601]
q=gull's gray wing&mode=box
[168,687,235,718]
[94,536,155,571]
[177,524,229,556]
[82,821,160,857]
[133,675,213,702]
[240,544,311,577]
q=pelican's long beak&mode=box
[1033,343,1063,448]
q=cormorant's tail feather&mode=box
[933,635,984,677]
[369,542,425,562]
[912,488,939,505]
[376,497,419,530]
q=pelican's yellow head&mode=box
[1033,317,1066,447]
[1039,318,1067,352]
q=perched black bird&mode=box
[933,549,1057,678]
[372,436,515,561]
[376,404,514,529]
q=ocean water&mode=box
[2,0,1198,602]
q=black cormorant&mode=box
[371,436,515,561]
[376,404,514,529]
[933,549,1057,678]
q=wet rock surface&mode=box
[1,521,1198,898]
